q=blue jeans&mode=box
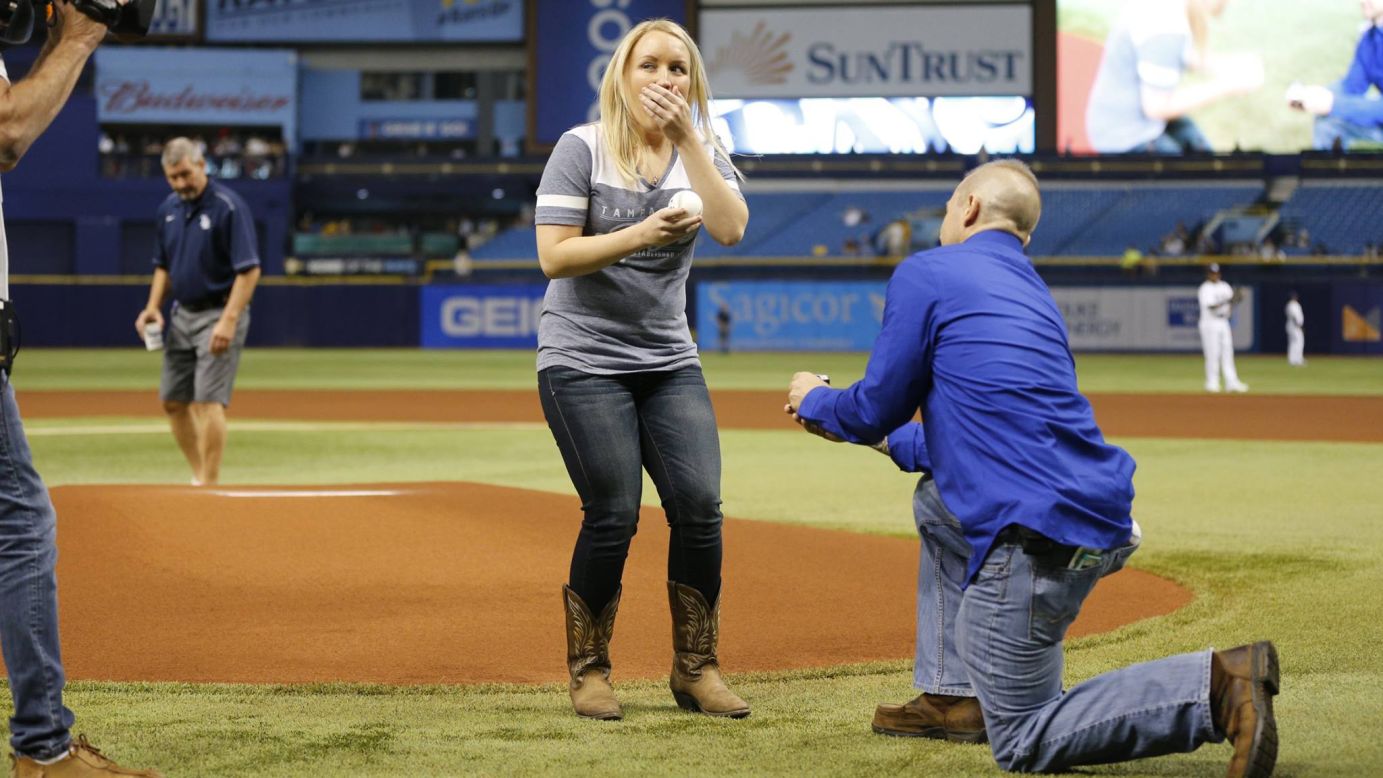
[1143,117,1213,154]
[538,365,724,614]
[0,377,74,759]
[912,476,975,695]
[1314,115,1383,150]
[912,476,1221,772]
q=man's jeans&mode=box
[538,365,724,615]
[913,476,976,695]
[1144,117,1213,154]
[911,476,1221,772]
[0,377,74,759]
[1314,115,1383,151]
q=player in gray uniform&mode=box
[0,2,161,775]
[534,19,750,722]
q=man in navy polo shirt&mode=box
[135,137,261,487]
[786,161,1280,777]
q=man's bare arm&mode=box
[0,1,110,171]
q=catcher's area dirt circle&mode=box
[44,482,1189,685]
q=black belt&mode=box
[178,295,229,313]
[997,525,1105,571]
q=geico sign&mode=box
[440,296,544,338]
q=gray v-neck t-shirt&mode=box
[534,122,741,374]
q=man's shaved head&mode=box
[940,159,1043,247]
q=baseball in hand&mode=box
[669,190,703,218]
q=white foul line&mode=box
[208,489,405,498]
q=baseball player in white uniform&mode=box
[1198,263,1249,392]
[1285,292,1305,366]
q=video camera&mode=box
[0,0,157,48]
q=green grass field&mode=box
[13,349,1383,776]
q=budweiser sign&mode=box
[99,80,292,115]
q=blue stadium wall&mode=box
[15,284,419,348]
[12,274,1380,354]
[2,96,291,277]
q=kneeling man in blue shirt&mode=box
[786,160,1280,777]
[1288,0,1383,150]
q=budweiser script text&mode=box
[100,81,291,114]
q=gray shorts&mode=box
[159,305,251,406]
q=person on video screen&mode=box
[1086,0,1264,153]
[1287,0,1383,151]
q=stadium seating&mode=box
[1278,183,1383,254]
[471,226,538,261]
[461,178,1383,262]
[1034,184,1264,256]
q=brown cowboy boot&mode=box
[667,581,750,718]
[1211,641,1281,778]
[563,585,623,721]
[872,693,987,743]
[9,735,162,777]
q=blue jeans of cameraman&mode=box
[0,376,75,759]
[912,476,1222,772]
[537,365,724,615]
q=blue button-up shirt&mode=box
[797,230,1136,585]
[153,180,261,306]
[1332,22,1383,129]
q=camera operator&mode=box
[0,1,162,775]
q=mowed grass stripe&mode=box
[25,420,548,437]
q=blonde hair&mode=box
[597,18,739,185]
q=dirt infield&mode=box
[46,483,1188,685]
[19,389,1383,441]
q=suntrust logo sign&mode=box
[701,6,1032,98]
[707,20,793,86]
[806,42,1024,87]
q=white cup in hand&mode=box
[143,323,164,351]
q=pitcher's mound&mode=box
[44,483,1189,685]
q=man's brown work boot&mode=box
[872,693,987,744]
[10,735,162,777]
[1211,641,1281,778]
